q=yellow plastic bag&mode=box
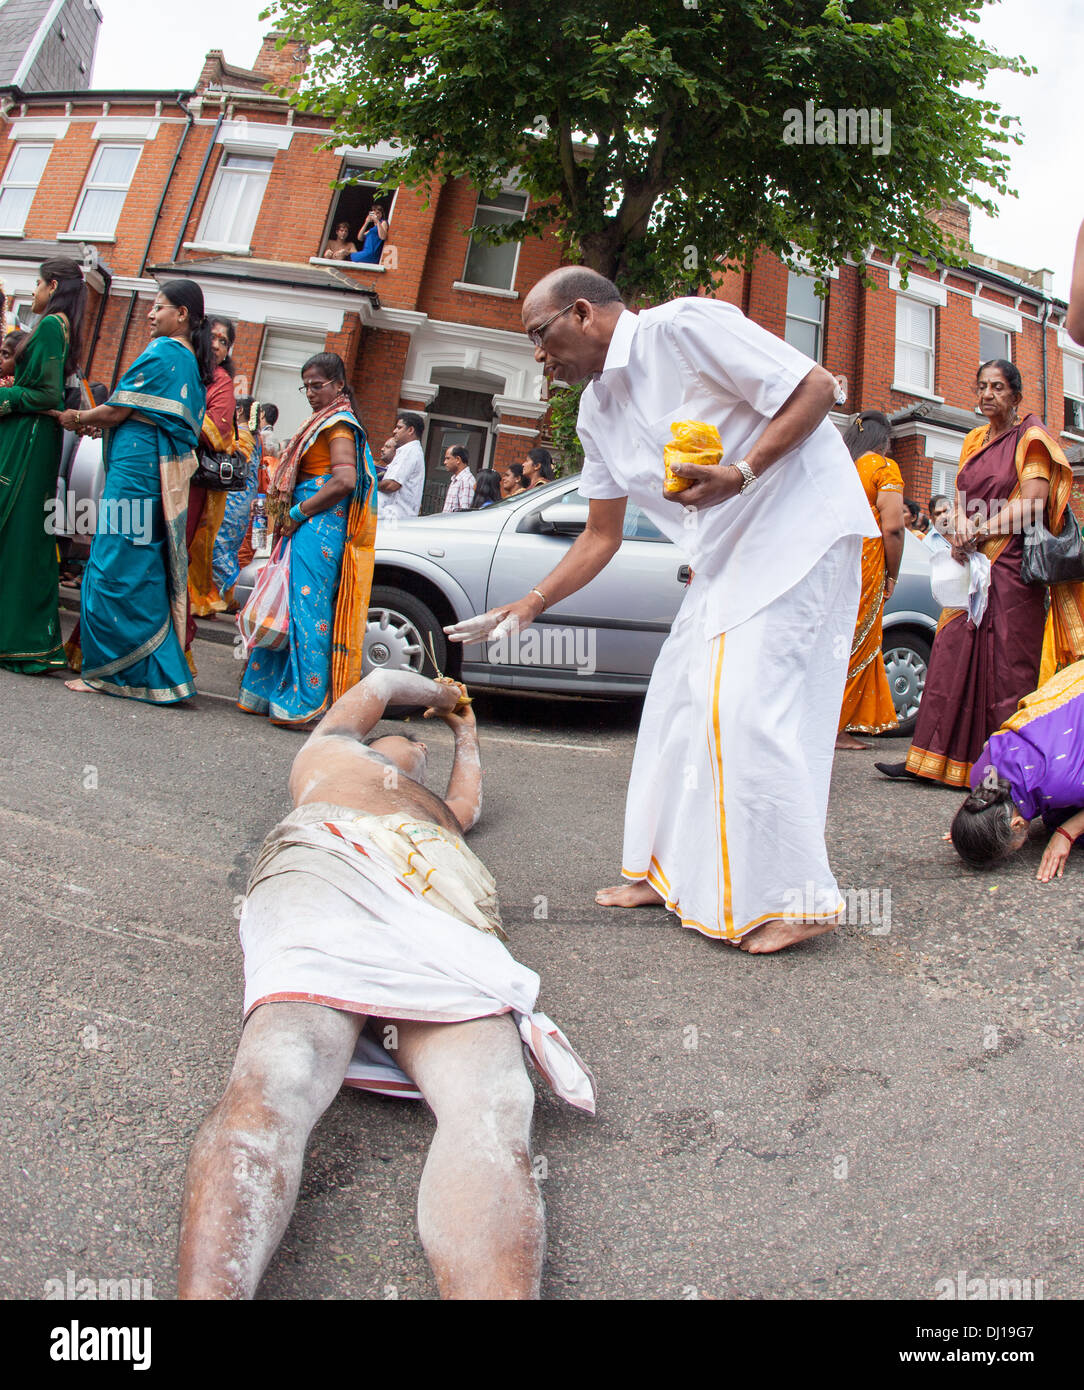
[663,420,723,494]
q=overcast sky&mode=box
[89,0,1082,301]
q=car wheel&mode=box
[881,630,931,739]
[365,587,446,707]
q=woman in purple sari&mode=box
[950,659,1084,882]
[877,360,1084,788]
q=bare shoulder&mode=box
[288,731,384,805]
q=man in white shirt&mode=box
[378,412,426,520]
[447,266,877,954]
[441,445,477,512]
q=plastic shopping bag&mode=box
[662,420,723,494]
[237,538,290,653]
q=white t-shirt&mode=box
[576,299,877,635]
[379,437,425,520]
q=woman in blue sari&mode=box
[238,352,377,726]
[58,280,214,703]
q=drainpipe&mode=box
[141,93,194,276]
[109,94,204,390]
[82,258,112,380]
[171,101,226,263]
[1040,298,1051,426]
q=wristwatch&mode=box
[733,458,758,495]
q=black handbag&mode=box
[192,446,250,492]
[1021,509,1084,586]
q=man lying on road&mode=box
[178,670,594,1300]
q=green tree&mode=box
[264,0,1028,297]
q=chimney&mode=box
[927,199,972,252]
[252,32,309,90]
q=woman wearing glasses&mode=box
[238,353,378,727]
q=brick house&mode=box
[0,32,558,510]
[0,33,1080,514]
[715,201,1084,514]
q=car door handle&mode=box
[677,564,691,585]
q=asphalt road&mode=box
[1,610,1081,1301]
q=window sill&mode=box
[0,230,26,239]
[891,382,945,404]
[309,256,386,272]
[453,281,519,300]
[57,231,116,244]
[182,241,252,256]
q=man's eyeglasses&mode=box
[526,302,576,348]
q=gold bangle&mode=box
[530,586,548,610]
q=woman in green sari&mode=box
[0,257,87,672]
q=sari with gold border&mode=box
[66,336,205,702]
[838,451,903,735]
[906,413,1084,786]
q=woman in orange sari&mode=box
[836,411,906,749]
[238,353,377,726]
[877,360,1084,786]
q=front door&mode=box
[422,418,489,512]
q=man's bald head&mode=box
[525,266,624,318]
[524,266,627,384]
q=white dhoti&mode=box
[622,535,861,941]
[240,803,596,1113]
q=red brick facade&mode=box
[1,45,1080,515]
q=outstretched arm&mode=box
[445,495,627,644]
[1068,218,1084,346]
[311,670,461,743]
[426,699,482,833]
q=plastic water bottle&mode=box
[252,494,268,553]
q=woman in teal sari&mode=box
[0,257,87,672]
[59,280,213,703]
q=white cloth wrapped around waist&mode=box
[240,802,596,1114]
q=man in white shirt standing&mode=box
[379,412,426,520]
[441,445,477,512]
[447,266,877,954]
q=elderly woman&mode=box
[878,360,1084,786]
[0,258,86,673]
[238,352,377,727]
[950,659,1084,882]
[60,279,213,702]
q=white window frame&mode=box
[784,270,825,363]
[68,142,142,242]
[0,141,53,235]
[977,322,1012,365]
[893,294,941,400]
[193,149,276,254]
[1063,350,1084,438]
[456,190,528,296]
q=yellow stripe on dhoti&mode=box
[621,536,860,940]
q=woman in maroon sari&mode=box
[877,360,1084,788]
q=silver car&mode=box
[236,474,940,734]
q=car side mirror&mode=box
[538,501,590,535]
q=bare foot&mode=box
[739,917,838,954]
[65,678,96,693]
[835,733,870,750]
[595,880,665,908]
